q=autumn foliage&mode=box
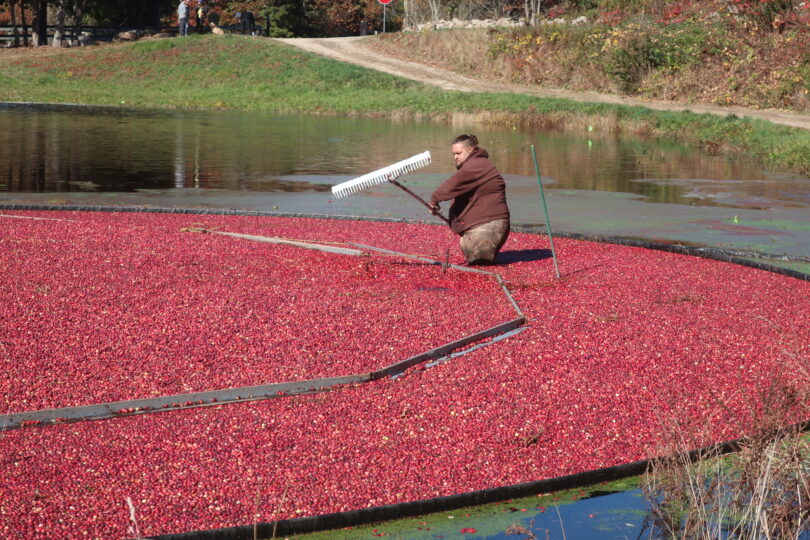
[182,0,394,36]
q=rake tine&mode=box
[332,151,432,199]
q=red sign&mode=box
[378,0,392,4]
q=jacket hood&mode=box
[466,147,489,161]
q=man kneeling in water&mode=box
[430,134,510,265]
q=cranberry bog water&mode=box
[0,210,807,538]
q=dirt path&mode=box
[275,36,810,131]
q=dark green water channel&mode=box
[293,479,652,540]
[1,105,809,262]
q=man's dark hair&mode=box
[452,134,478,147]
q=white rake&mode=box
[331,151,449,224]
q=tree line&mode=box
[1,0,670,45]
[1,0,164,46]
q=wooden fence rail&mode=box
[0,24,175,46]
[0,23,265,46]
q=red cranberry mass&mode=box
[0,211,807,538]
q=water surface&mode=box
[2,105,808,260]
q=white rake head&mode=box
[331,151,432,199]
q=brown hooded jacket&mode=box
[430,146,510,235]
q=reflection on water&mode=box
[1,105,808,210]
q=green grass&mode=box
[2,34,810,173]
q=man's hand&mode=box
[429,202,441,215]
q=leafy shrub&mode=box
[595,0,670,16]
[727,0,802,32]
[603,21,726,91]
[571,0,600,9]
[603,26,657,90]
[770,63,810,108]
[260,0,305,38]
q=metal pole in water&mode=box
[531,144,560,279]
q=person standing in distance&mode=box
[430,134,510,265]
[195,0,206,33]
[177,0,189,36]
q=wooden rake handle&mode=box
[388,177,450,225]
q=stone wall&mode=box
[410,15,588,31]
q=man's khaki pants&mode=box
[460,218,510,265]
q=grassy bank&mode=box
[377,19,810,113]
[2,34,810,173]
